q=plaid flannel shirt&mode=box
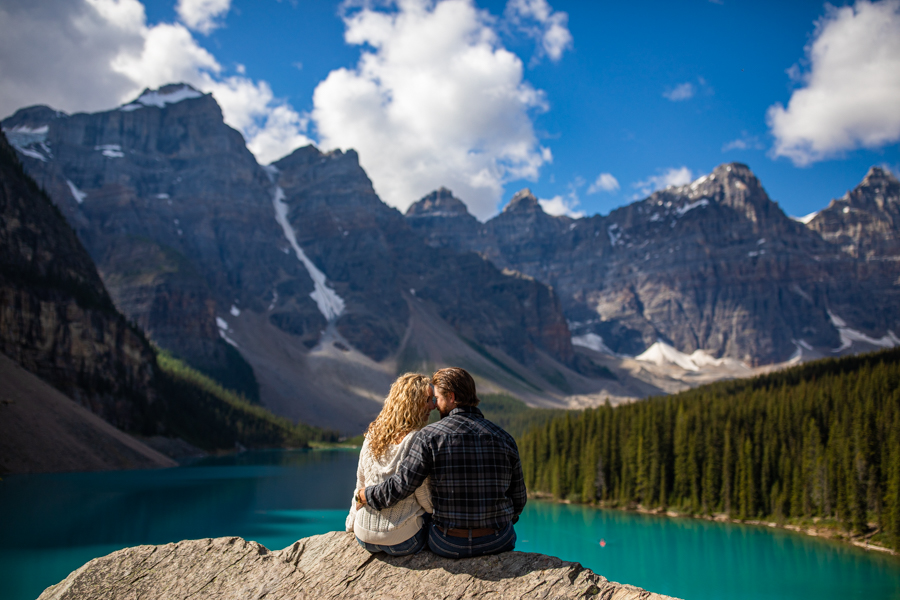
[364,405,527,530]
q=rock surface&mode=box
[38,531,678,600]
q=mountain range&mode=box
[3,83,898,434]
[407,165,900,365]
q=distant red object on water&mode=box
[599,539,606,547]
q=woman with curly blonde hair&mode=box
[345,373,436,555]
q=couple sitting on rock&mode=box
[345,367,526,558]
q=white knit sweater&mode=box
[345,431,432,545]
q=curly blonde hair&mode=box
[366,373,432,460]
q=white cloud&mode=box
[633,166,693,198]
[663,82,695,101]
[0,0,310,165]
[504,0,573,62]
[538,194,583,218]
[537,177,584,217]
[243,101,313,164]
[176,0,230,34]
[587,172,619,194]
[312,0,552,219]
[767,0,900,166]
[109,20,222,86]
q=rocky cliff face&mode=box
[38,531,678,600]
[1,84,294,397]
[0,131,157,429]
[3,85,580,431]
[407,164,900,365]
[271,146,574,366]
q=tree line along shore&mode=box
[517,347,900,552]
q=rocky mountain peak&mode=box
[503,188,543,214]
[406,187,472,218]
[120,83,207,111]
[2,105,66,128]
[671,162,779,225]
[861,165,896,184]
[849,166,899,209]
[806,165,900,259]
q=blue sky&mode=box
[2,0,899,220]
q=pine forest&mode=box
[518,348,900,550]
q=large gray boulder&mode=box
[39,531,679,600]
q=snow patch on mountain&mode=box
[65,179,87,204]
[791,211,819,225]
[636,341,700,371]
[572,333,616,355]
[95,144,124,158]
[828,311,899,352]
[607,223,622,246]
[266,166,345,322]
[120,85,203,111]
[4,124,53,161]
[636,341,749,372]
[675,198,709,217]
[216,317,239,348]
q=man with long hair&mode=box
[356,367,526,558]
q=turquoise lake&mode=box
[1,449,899,600]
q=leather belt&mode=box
[444,527,498,538]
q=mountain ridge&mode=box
[406,163,900,365]
[3,84,589,433]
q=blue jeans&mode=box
[356,525,428,556]
[427,522,516,558]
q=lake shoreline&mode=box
[527,492,898,557]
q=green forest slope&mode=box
[519,348,900,550]
[155,352,338,451]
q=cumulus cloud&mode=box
[767,0,900,166]
[504,0,573,62]
[201,76,313,164]
[587,172,619,194]
[312,0,552,219]
[0,0,310,165]
[176,0,230,34]
[663,82,695,102]
[538,194,583,218]
[633,166,693,198]
[537,177,584,217]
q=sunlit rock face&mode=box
[37,532,679,600]
[407,164,900,365]
[807,166,900,260]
